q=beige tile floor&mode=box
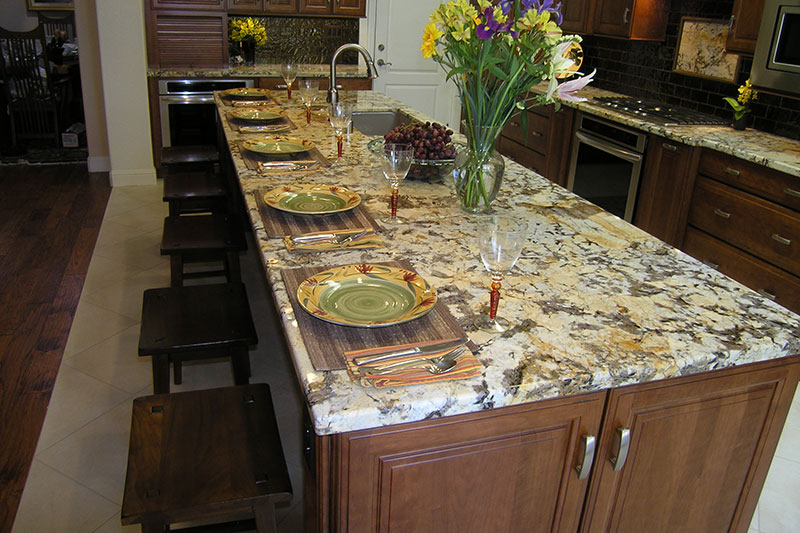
[11,183,800,532]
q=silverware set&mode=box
[291,229,371,246]
[354,342,467,376]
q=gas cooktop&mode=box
[592,96,728,126]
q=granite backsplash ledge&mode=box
[579,0,800,141]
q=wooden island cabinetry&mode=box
[308,358,800,532]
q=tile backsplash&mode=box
[579,0,800,140]
[229,16,359,65]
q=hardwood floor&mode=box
[0,164,110,532]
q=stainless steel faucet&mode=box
[328,43,379,106]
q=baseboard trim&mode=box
[110,168,157,187]
[87,156,111,173]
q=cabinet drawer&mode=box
[699,149,800,212]
[502,112,549,153]
[497,136,546,176]
[682,227,800,313]
[689,177,800,277]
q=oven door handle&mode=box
[159,94,216,104]
[575,130,643,164]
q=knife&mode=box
[353,339,466,366]
[291,229,370,244]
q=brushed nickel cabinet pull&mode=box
[531,131,543,137]
[623,7,630,23]
[713,208,731,219]
[702,259,719,270]
[575,434,596,480]
[610,427,630,472]
[510,122,520,127]
[772,233,791,246]
[662,142,678,151]
[784,188,800,198]
[723,167,741,176]
[757,289,777,300]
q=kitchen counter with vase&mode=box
[216,89,800,437]
[148,63,369,79]
[555,85,800,178]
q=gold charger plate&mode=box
[222,87,271,99]
[230,109,282,122]
[297,264,437,328]
[242,136,314,155]
[264,184,360,215]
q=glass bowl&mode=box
[367,138,458,182]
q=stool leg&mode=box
[253,503,278,533]
[173,360,182,385]
[170,256,184,287]
[152,354,170,394]
[232,349,250,385]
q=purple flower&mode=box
[524,0,563,25]
[476,6,517,40]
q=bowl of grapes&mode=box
[368,121,459,183]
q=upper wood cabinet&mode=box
[561,0,594,34]
[148,11,228,68]
[227,0,261,12]
[299,0,365,17]
[151,0,224,9]
[725,0,765,55]
[593,0,668,41]
[228,0,299,14]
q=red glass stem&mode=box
[287,87,292,99]
[390,186,399,218]
[306,107,312,124]
[337,135,343,158]
[489,277,502,320]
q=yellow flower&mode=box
[421,22,443,58]
[737,79,758,105]
[451,23,473,42]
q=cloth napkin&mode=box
[283,228,384,252]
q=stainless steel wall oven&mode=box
[566,113,648,222]
[158,79,253,149]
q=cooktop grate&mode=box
[592,96,728,126]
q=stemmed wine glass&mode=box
[475,216,529,333]
[280,62,297,99]
[328,103,353,158]
[297,79,320,124]
[380,143,414,224]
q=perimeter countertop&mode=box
[217,90,800,436]
[148,63,368,79]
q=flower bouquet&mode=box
[422,0,594,212]
[229,17,267,65]
[724,79,757,130]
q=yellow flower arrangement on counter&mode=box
[229,17,267,45]
[724,79,758,121]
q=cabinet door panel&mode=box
[152,0,224,8]
[561,0,593,33]
[726,0,764,54]
[593,0,631,37]
[228,0,262,11]
[299,0,330,14]
[334,0,365,16]
[150,12,227,68]
[337,393,606,533]
[583,360,800,532]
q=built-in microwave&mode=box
[751,0,800,95]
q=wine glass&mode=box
[328,103,353,158]
[297,78,320,124]
[475,216,529,333]
[380,143,414,224]
[280,62,297,99]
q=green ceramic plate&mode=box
[222,87,271,99]
[264,184,360,215]
[230,109,282,122]
[242,136,314,155]
[297,264,437,328]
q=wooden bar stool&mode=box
[161,214,246,287]
[121,384,292,532]
[162,168,227,217]
[138,283,257,394]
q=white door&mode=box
[367,0,461,129]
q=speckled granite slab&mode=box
[217,90,800,436]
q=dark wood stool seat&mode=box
[138,283,257,394]
[161,214,246,287]
[163,168,227,216]
[121,384,292,532]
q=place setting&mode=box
[218,86,273,107]
[238,135,330,174]
[280,260,482,387]
[226,108,297,134]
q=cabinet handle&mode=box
[702,259,719,270]
[729,14,736,30]
[510,121,520,127]
[575,434,596,480]
[662,142,678,151]
[623,7,630,23]
[610,427,630,472]
[757,289,777,300]
[531,130,543,137]
[713,208,731,219]
[784,187,800,198]
[723,167,741,177]
[771,233,792,246]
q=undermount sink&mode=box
[351,110,413,136]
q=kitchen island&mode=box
[217,90,800,532]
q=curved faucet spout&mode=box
[328,43,379,107]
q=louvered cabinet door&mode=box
[149,11,227,68]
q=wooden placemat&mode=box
[253,189,378,238]
[239,142,331,171]
[281,260,469,370]
[226,112,297,133]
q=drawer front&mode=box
[502,112,550,153]
[682,227,800,314]
[689,177,800,277]
[699,149,800,212]
[497,137,546,176]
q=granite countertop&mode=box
[561,86,800,178]
[149,63,368,79]
[217,90,800,436]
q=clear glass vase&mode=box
[453,124,505,213]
